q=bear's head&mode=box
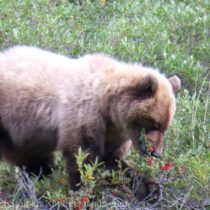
[106,64,181,158]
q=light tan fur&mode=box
[0,46,180,191]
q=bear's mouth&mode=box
[138,132,161,158]
[138,142,161,158]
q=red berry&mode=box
[75,196,89,210]
[161,160,172,171]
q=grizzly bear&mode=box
[0,46,180,194]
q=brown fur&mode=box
[0,46,181,193]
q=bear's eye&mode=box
[148,123,161,131]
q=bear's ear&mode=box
[134,75,158,98]
[169,75,181,94]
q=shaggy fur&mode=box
[0,46,180,193]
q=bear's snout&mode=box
[145,131,163,157]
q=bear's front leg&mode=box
[62,138,103,191]
[63,149,81,191]
[132,175,160,202]
[103,140,160,201]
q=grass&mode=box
[0,0,209,209]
